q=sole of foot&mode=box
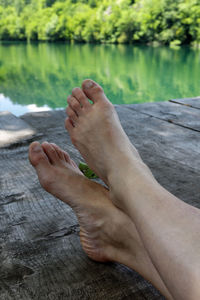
[28,141,171,299]
[28,141,140,263]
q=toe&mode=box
[50,143,65,161]
[66,105,78,124]
[82,79,108,103]
[51,143,75,167]
[42,142,60,165]
[70,158,77,168]
[29,142,50,168]
[29,142,54,189]
[47,143,81,175]
[67,95,82,116]
[65,117,74,132]
[63,151,71,163]
[72,87,90,108]
[50,143,72,166]
[70,158,82,174]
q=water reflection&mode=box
[0,42,199,114]
[0,93,51,116]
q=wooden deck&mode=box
[0,97,200,300]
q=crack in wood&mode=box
[0,193,25,206]
[169,99,200,110]
[34,224,80,242]
[45,224,79,238]
[126,106,200,133]
[1,104,199,299]
[10,221,27,227]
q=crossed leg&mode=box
[29,142,172,299]
[65,79,200,300]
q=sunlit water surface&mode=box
[0,42,200,116]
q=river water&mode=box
[0,42,199,116]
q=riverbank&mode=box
[0,98,200,299]
[1,0,200,47]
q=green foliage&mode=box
[79,162,99,179]
[0,0,200,45]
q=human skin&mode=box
[65,79,200,300]
[29,141,172,299]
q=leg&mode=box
[65,79,200,300]
[29,141,172,299]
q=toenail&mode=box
[32,144,42,152]
[84,80,94,89]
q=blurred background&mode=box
[0,0,200,115]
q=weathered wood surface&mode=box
[0,111,35,147]
[126,101,200,132]
[170,96,200,109]
[1,99,200,299]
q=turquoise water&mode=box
[0,42,200,116]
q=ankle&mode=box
[108,157,159,210]
[108,152,153,186]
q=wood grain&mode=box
[1,99,200,299]
[125,101,200,132]
[170,96,200,109]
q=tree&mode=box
[0,0,200,45]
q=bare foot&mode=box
[29,141,172,299]
[29,141,135,262]
[65,79,157,208]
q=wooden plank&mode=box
[0,111,35,148]
[1,109,164,299]
[169,97,200,109]
[116,106,200,173]
[138,147,200,208]
[21,107,200,208]
[2,104,200,300]
[124,101,200,132]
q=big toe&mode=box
[29,141,52,182]
[29,142,57,192]
[82,79,109,104]
[29,142,49,167]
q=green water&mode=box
[0,42,200,116]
